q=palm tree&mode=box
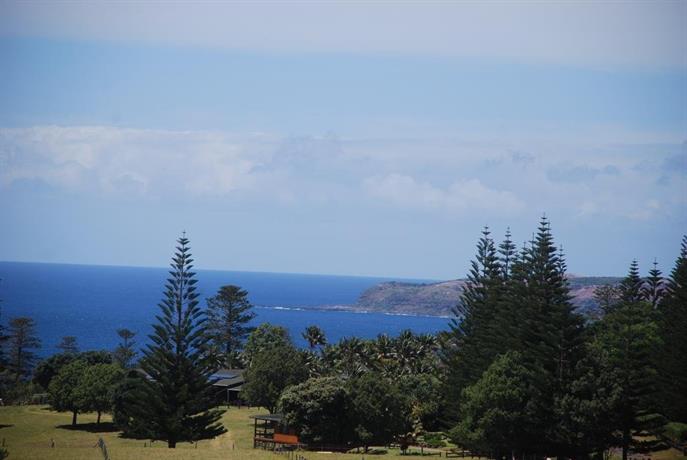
[301,325,327,350]
[336,337,368,378]
[411,333,439,374]
[374,334,397,376]
[395,330,418,375]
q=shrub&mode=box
[422,432,446,448]
[664,422,687,443]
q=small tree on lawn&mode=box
[74,363,124,424]
[49,359,87,426]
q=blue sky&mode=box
[1,2,686,279]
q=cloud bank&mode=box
[1,125,684,224]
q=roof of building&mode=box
[211,368,245,388]
[211,368,244,379]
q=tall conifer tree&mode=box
[509,217,585,454]
[205,285,256,368]
[129,235,226,448]
[498,228,516,281]
[7,317,41,383]
[619,259,643,303]
[442,227,503,421]
[114,328,137,369]
[642,260,664,309]
[657,236,687,422]
[517,217,584,382]
[595,262,661,460]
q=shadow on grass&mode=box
[0,424,13,429]
[56,422,118,433]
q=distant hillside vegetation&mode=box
[355,276,622,317]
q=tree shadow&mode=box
[0,424,13,429]
[56,422,118,433]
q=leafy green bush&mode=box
[664,422,687,443]
[422,432,446,448]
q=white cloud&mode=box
[364,173,524,214]
[0,126,272,197]
[1,2,685,69]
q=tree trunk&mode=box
[168,440,176,448]
[97,411,101,425]
[14,345,23,384]
[622,427,630,460]
[72,410,77,426]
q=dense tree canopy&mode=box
[243,323,292,366]
[243,345,308,413]
[279,373,409,451]
[348,373,408,451]
[279,377,353,446]
[34,350,112,389]
[440,218,675,458]
[450,351,543,457]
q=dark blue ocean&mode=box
[0,261,449,357]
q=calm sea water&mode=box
[0,261,449,357]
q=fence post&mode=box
[95,437,110,460]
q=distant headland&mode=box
[345,276,623,317]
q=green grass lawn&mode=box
[1,405,684,460]
[0,405,451,460]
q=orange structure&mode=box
[250,414,300,449]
